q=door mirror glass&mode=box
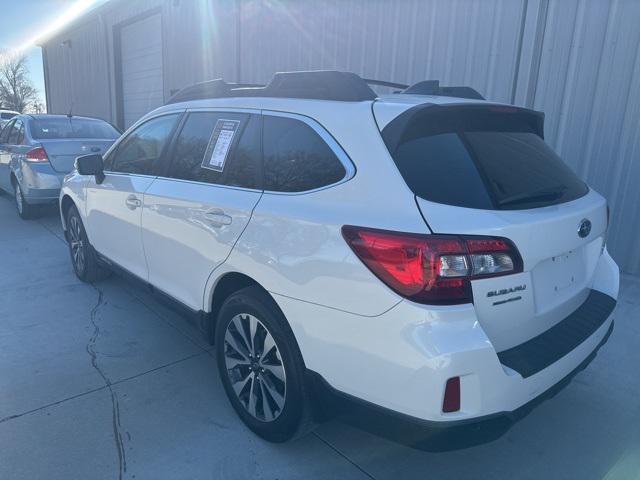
[76,154,105,183]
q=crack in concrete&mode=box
[0,385,107,424]
[0,352,206,425]
[87,286,127,480]
[312,432,377,480]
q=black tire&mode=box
[65,205,111,282]
[215,286,314,442]
[13,181,38,219]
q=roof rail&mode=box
[363,78,484,99]
[167,80,265,104]
[166,71,484,104]
[363,78,408,90]
[402,80,485,100]
[167,71,377,104]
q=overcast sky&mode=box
[0,0,110,106]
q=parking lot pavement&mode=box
[0,194,639,480]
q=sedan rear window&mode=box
[31,117,119,140]
[383,107,588,210]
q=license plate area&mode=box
[532,248,587,314]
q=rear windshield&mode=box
[31,117,119,140]
[1,112,17,120]
[384,107,588,210]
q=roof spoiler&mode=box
[381,103,545,154]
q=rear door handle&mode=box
[203,210,232,227]
[125,195,142,210]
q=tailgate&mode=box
[417,191,607,351]
[375,102,611,352]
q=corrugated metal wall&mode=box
[43,17,111,119]
[43,0,238,123]
[41,0,640,274]
[238,0,525,103]
[531,0,640,276]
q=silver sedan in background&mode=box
[0,114,120,219]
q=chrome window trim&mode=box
[103,106,356,195]
[99,172,158,180]
[260,109,356,196]
[147,175,263,194]
[185,107,261,115]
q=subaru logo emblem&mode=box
[578,219,591,238]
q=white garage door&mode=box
[120,14,164,128]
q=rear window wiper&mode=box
[497,186,567,207]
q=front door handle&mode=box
[125,195,142,210]
[203,210,232,227]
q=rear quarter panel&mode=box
[205,102,430,316]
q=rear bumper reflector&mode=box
[443,377,461,413]
[497,289,616,378]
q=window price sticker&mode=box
[202,119,241,172]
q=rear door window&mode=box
[384,107,588,210]
[263,115,347,192]
[167,111,261,190]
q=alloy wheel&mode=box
[68,215,86,274]
[223,313,287,422]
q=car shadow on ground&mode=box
[0,189,60,219]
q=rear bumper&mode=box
[15,162,64,204]
[497,289,615,378]
[23,188,61,204]
[307,319,614,450]
[274,250,619,434]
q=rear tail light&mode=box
[342,226,523,305]
[25,147,49,163]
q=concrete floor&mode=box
[0,193,639,480]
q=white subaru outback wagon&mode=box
[60,71,619,443]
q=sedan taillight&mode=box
[25,147,49,163]
[342,226,523,305]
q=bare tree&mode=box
[0,50,40,113]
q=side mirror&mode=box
[76,154,105,184]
